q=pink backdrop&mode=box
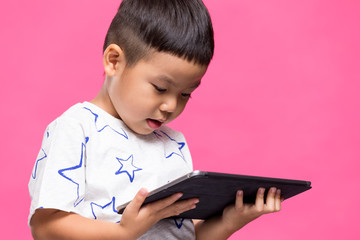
[1,0,359,239]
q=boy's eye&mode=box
[152,84,166,93]
[181,93,192,98]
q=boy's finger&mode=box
[146,192,184,212]
[255,187,265,211]
[125,188,148,214]
[265,187,276,211]
[275,189,281,211]
[159,198,199,218]
[235,190,244,210]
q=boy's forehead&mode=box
[156,74,202,88]
[135,53,206,89]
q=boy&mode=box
[29,0,282,239]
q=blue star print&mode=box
[83,107,128,139]
[32,148,47,179]
[115,155,142,182]
[155,130,186,162]
[174,218,185,229]
[90,197,119,221]
[58,137,89,207]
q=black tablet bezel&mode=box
[117,171,311,219]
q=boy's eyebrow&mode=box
[157,75,175,86]
[157,75,201,89]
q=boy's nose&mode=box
[159,97,177,113]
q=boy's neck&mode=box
[90,82,120,120]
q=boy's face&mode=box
[103,50,207,135]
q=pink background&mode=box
[1,0,359,239]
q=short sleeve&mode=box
[28,116,88,224]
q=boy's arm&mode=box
[30,188,198,240]
[194,187,282,240]
[31,209,127,240]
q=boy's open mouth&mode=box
[146,119,163,129]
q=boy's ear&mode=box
[103,44,126,76]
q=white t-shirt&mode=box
[29,102,195,239]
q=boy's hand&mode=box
[119,188,198,239]
[221,187,282,233]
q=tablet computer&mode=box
[117,171,311,219]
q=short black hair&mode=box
[103,0,214,66]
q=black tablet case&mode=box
[117,171,311,219]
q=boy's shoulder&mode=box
[54,102,93,124]
[47,102,111,132]
[58,101,115,123]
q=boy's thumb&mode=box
[126,188,148,213]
